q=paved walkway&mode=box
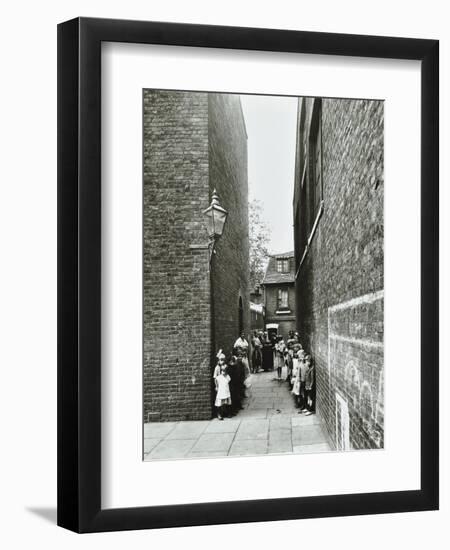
[144,368,331,460]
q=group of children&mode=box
[213,347,251,420]
[273,332,316,415]
[289,349,315,415]
[213,330,315,420]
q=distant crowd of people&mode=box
[212,329,316,420]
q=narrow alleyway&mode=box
[144,367,331,460]
[240,368,299,417]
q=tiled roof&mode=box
[270,250,294,259]
[262,251,295,285]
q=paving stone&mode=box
[237,409,268,418]
[269,416,291,430]
[235,419,269,440]
[191,432,235,453]
[291,414,322,427]
[148,439,195,459]
[268,439,293,454]
[268,429,291,443]
[277,405,297,412]
[251,401,275,409]
[143,438,161,454]
[267,409,296,417]
[165,421,209,439]
[229,439,268,456]
[204,420,241,434]
[292,425,327,446]
[144,422,177,439]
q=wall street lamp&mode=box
[202,189,228,263]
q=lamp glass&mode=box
[212,207,227,237]
[203,204,227,239]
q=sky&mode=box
[240,94,298,255]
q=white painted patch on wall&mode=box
[335,392,350,451]
[344,360,361,408]
[328,289,384,313]
[330,334,383,349]
[375,370,384,425]
[327,289,384,375]
[327,290,384,449]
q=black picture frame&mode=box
[57,17,439,533]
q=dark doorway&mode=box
[238,296,243,334]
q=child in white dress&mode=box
[214,363,231,420]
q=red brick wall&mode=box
[294,98,384,450]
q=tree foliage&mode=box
[249,198,270,291]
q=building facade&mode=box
[143,90,249,422]
[293,97,384,450]
[261,252,296,339]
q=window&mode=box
[277,288,289,309]
[336,393,350,451]
[277,258,290,273]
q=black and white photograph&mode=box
[143,90,384,460]
[0,0,445,540]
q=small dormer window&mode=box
[276,258,290,273]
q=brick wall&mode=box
[294,98,384,450]
[209,94,250,356]
[143,90,212,421]
[143,90,248,421]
